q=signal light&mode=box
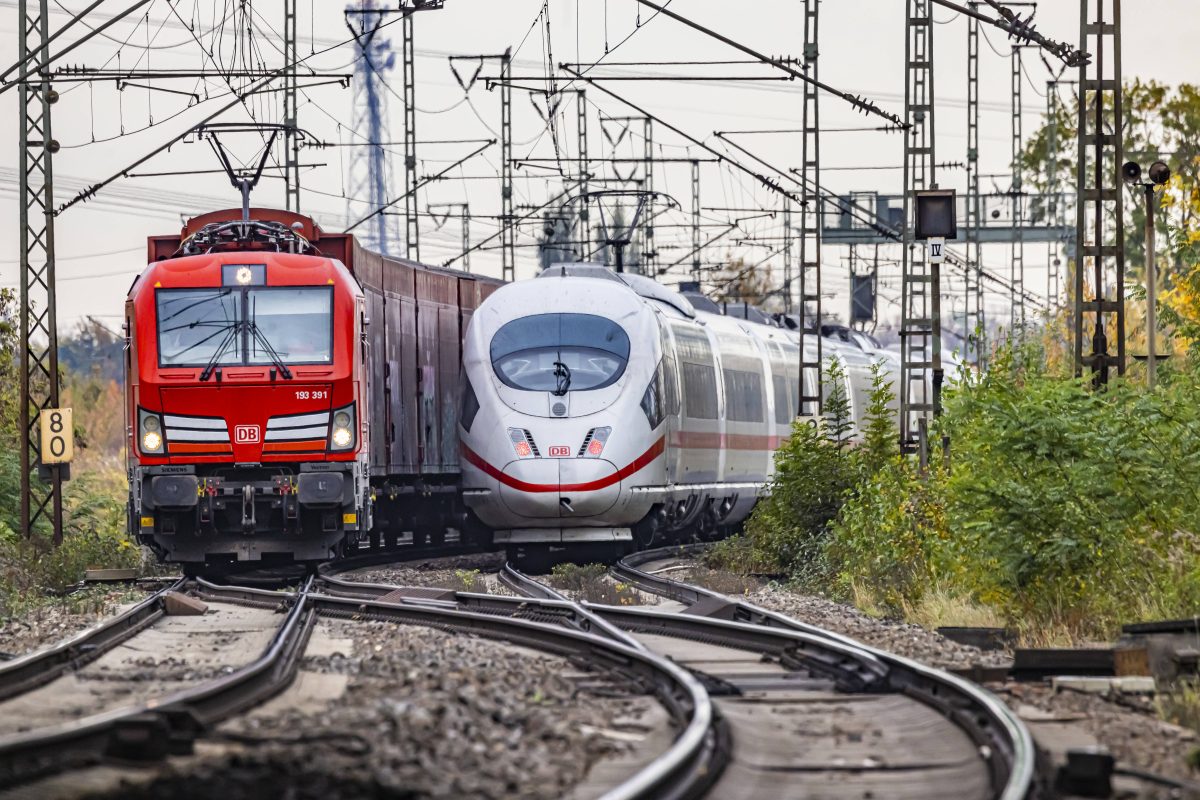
[587,439,604,456]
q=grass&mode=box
[454,569,488,593]
[547,563,641,606]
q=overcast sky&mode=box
[1,0,1197,333]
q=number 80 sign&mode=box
[39,407,74,465]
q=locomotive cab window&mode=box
[489,313,630,393]
[156,285,334,367]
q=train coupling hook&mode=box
[241,484,257,532]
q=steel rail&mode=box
[315,564,645,651]
[613,545,1039,800]
[305,589,725,800]
[0,577,185,701]
[0,578,316,789]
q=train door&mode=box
[384,259,417,473]
[670,323,721,487]
[659,322,683,485]
[414,271,441,472]
[437,303,460,468]
[357,249,388,475]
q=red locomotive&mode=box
[127,207,500,567]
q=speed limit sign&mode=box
[39,407,74,465]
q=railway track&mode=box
[323,548,1040,799]
[0,567,724,799]
[0,578,316,788]
[0,543,1038,798]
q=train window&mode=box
[640,361,665,430]
[460,375,480,432]
[490,313,630,393]
[773,374,792,425]
[681,363,719,420]
[723,368,765,423]
[156,288,242,367]
[246,288,333,365]
[156,286,333,368]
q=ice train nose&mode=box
[497,458,620,519]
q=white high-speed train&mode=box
[458,264,899,561]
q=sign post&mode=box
[39,407,74,468]
[928,236,946,264]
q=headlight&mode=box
[581,427,611,458]
[138,408,165,454]
[329,403,356,451]
[508,428,537,459]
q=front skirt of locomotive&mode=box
[132,462,362,563]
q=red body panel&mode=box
[128,249,364,466]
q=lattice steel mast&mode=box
[965,3,983,364]
[798,0,822,416]
[18,0,63,543]
[283,0,300,211]
[346,2,397,254]
[402,13,419,260]
[1011,45,1025,328]
[1074,0,1124,383]
[900,0,939,447]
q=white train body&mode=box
[458,265,899,548]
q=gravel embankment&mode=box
[669,565,1007,670]
[0,585,153,660]
[998,682,1199,787]
[98,618,652,800]
[337,552,507,593]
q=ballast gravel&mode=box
[98,617,646,800]
[0,585,152,660]
[673,565,1008,670]
[339,551,507,593]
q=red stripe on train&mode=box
[460,436,665,493]
[670,431,782,450]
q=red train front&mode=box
[127,209,370,566]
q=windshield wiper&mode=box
[199,323,240,382]
[552,361,571,396]
[249,322,294,380]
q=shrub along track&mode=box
[319,550,1039,799]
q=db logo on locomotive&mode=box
[234,425,261,444]
[548,446,572,458]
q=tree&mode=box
[712,254,776,308]
[1019,80,1200,279]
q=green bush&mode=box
[733,360,874,584]
[828,458,946,612]
[940,340,1200,634]
[725,337,1200,639]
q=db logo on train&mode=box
[548,446,572,458]
[234,425,261,444]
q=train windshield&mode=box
[156,286,333,367]
[490,313,630,393]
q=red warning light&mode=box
[587,439,604,456]
[514,440,532,458]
